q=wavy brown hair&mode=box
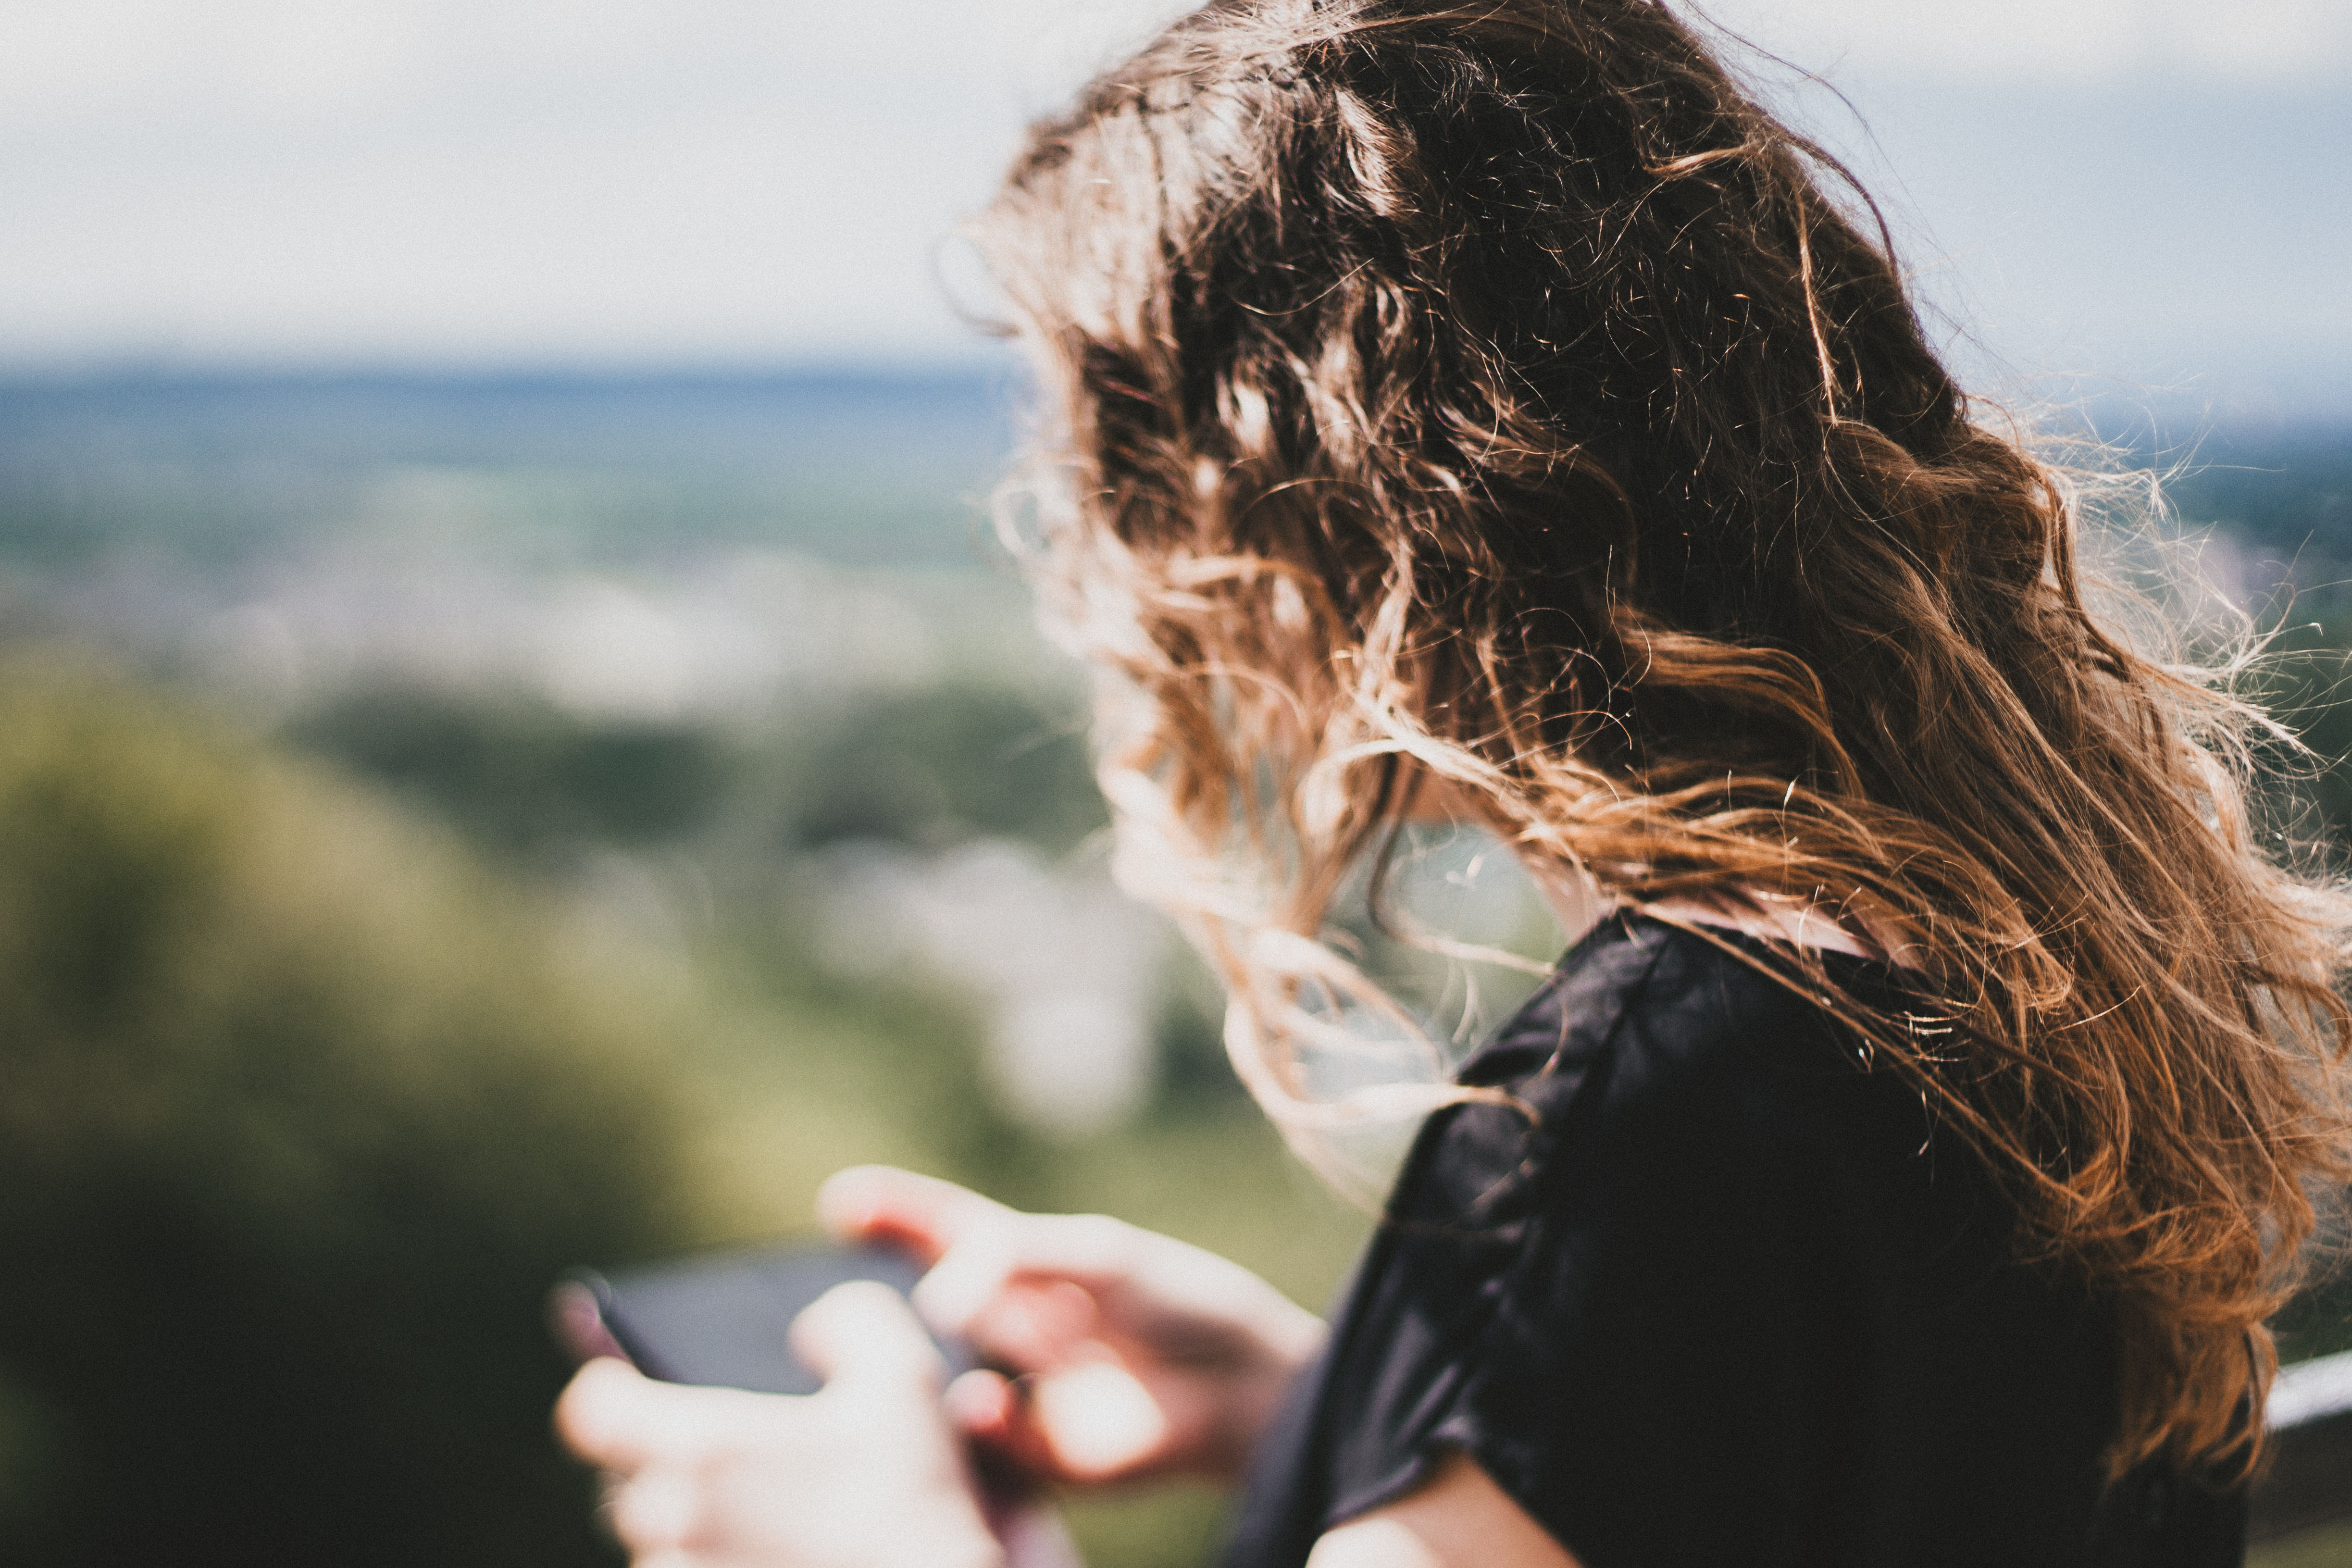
[973,0,2352,1476]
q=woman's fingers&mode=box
[556,1280,1008,1568]
[914,1213,1138,1337]
[818,1165,1010,1264]
[562,1283,951,1477]
[945,1362,1165,1484]
[1028,1361,1170,1481]
[819,1168,1145,1324]
[945,1368,1061,1476]
[944,1367,1019,1437]
[790,1280,948,1402]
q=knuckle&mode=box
[830,1277,908,1313]
[1062,1212,1133,1258]
[870,1334,949,1394]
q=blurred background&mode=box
[0,2,2346,1564]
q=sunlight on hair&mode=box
[977,0,2352,1477]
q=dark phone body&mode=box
[552,1242,971,1395]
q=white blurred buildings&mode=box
[816,838,1167,1136]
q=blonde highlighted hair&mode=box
[974,0,2352,1475]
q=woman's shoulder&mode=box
[1297,914,2134,1568]
[1475,908,1890,1083]
[1397,910,1919,1233]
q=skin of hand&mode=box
[818,1165,1329,1488]
[1306,1452,1581,1568]
[557,1179,1567,1568]
[555,1280,1008,1568]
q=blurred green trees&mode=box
[0,652,1363,1568]
[0,657,1081,1565]
[287,687,736,858]
[0,657,717,1563]
[287,681,1107,869]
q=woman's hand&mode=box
[557,1281,1008,1568]
[820,1166,1327,1488]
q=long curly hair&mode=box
[972,0,2352,1476]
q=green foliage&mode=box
[0,659,725,1566]
[0,653,1360,1568]
[2253,621,2352,851]
[1064,1484,1233,1568]
[785,686,1107,855]
[679,931,1062,1221]
[2239,622,2352,1362]
[286,682,1108,875]
[289,688,733,856]
[2250,1518,2352,1568]
[2169,431,2352,575]
[1149,950,1254,1116]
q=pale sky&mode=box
[2,0,2347,405]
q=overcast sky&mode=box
[2,0,2346,411]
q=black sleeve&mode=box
[1272,932,2135,1568]
[1312,975,1877,1565]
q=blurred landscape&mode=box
[0,367,2348,1566]
[0,366,1557,1567]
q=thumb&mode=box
[557,1357,752,1472]
[789,1280,946,1400]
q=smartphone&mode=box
[551,1241,973,1395]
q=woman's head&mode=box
[975,0,2352,1472]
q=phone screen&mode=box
[551,1242,971,1395]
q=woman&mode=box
[558,2,2352,1563]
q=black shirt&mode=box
[1223,912,2245,1568]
